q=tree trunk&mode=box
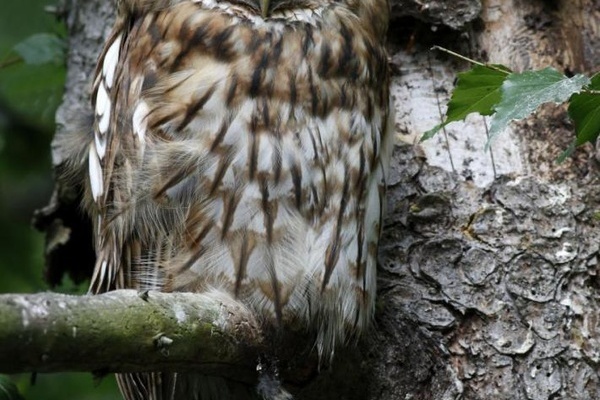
[38,0,600,398]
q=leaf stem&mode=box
[430,46,510,75]
[0,57,22,69]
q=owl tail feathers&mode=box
[173,374,263,400]
[149,372,294,400]
[257,373,294,400]
[118,372,269,400]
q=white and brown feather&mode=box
[87,0,391,398]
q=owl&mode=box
[86,0,392,398]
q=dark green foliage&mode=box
[0,375,25,400]
[13,33,66,66]
[569,72,600,145]
[0,0,118,398]
[424,49,599,156]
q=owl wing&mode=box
[88,4,188,293]
[88,9,188,400]
[88,17,129,294]
[88,5,268,399]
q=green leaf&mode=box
[446,65,511,118]
[421,123,443,142]
[568,72,600,145]
[0,62,65,130]
[12,33,65,66]
[421,65,510,141]
[489,68,591,141]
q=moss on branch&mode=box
[0,290,261,381]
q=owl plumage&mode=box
[86,0,391,398]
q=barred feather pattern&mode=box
[87,0,391,398]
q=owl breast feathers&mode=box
[86,0,391,396]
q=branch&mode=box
[0,290,261,380]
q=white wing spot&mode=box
[94,83,110,160]
[88,143,104,201]
[94,132,107,160]
[98,99,111,135]
[95,83,109,118]
[132,101,149,144]
[103,34,122,89]
[99,260,108,284]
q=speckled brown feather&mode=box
[87,0,391,398]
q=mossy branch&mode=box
[0,290,261,381]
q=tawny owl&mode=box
[86,0,392,398]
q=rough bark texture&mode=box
[34,0,600,398]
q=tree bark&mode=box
[32,0,600,398]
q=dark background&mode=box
[0,0,119,397]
